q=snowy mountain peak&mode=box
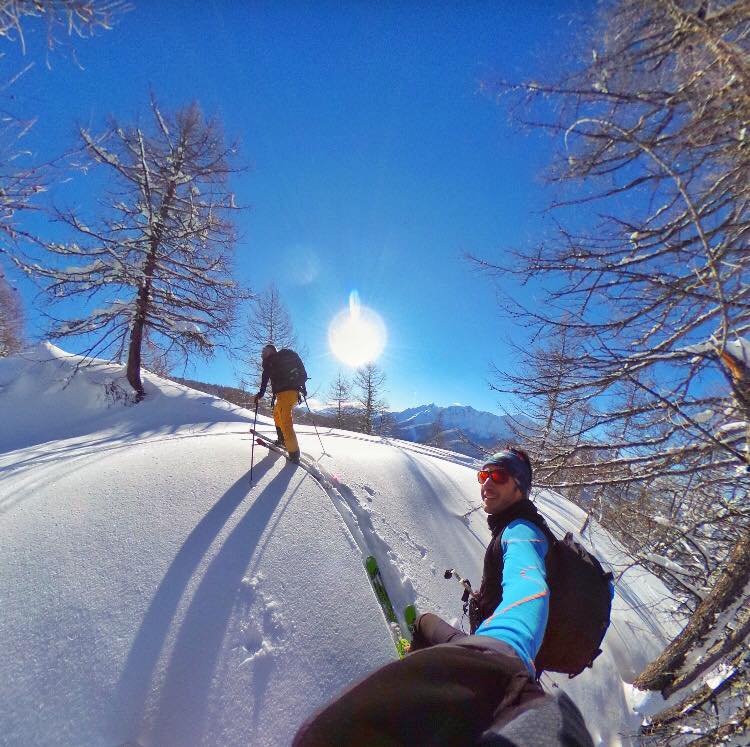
[392,402,513,441]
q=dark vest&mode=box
[469,499,554,633]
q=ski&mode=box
[404,603,417,633]
[250,427,284,451]
[365,555,413,658]
[249,427,300,462]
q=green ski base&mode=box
[365,555,415,658]
[404,603,417,629]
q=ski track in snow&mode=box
[254,427,417,636]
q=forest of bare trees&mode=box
[477,0,749,742]
[1,3,746,740]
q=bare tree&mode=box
[0,0,127,259]
[476,1,750,741]
[327,370,354,428]
[21,97,249,399]
[377,410,396,437]
[0,1,130,54]
[427,410,447,447]
[353,362,387,435]
[0,268,23,355]
[242,283,300,385]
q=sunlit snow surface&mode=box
[0,344,679,747]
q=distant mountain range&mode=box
[386,403,515,457]
[312,401,516,458]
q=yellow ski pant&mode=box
[273,389,299,454]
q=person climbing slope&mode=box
[254,344,308,464]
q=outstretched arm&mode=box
[474,519,549,676]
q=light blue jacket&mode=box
[475,519,549,676]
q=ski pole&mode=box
[303,395,327,455]
[444,568,473,594]
[250,399,259,485]
[444,567,474,620]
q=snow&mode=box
[392,402,513,440]
[715,421,747,435]
[725,337,750,366]
[692,409,715,424]
[62,259,107,275]
[172,320,203,334]
[679,341,714,355]
[644,552,692,578]
[0,345,681,747]
[679,336,750,367]
[703,660,736,691]
[622,682,667,726]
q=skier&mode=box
[253,344,307,464]
[292,448,594,746]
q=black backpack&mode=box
[531,522,614,677]
[272,348,308,392]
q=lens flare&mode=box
[328,291,386,367]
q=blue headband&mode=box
[482,450,532,496]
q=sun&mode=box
[328,291,387,367]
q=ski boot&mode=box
[287,449,300,464]
[273,426,286,448]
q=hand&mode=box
[298,393,303,405]
[253,393,260,404]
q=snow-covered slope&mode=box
[0,345,679,747]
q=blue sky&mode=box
[6,1,594,413]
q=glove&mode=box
[298,392,303,405]
[467,592,481,634]
[301,385,307,398]
[253,392,260,404]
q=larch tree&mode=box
[0,1,129,53]
[0,0,127,262]
[242,283,300,386]
[475,1,750,742]
[0,268,23,355]
[327,370,354,429]
[23,97,249,399]
[354,362,387,435]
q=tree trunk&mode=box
[126,245,159,398]
[633,527,750,692]
[125,163,180,398]
[680,703,750,747]
[644,645,745,733]
[663,605,750,698]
